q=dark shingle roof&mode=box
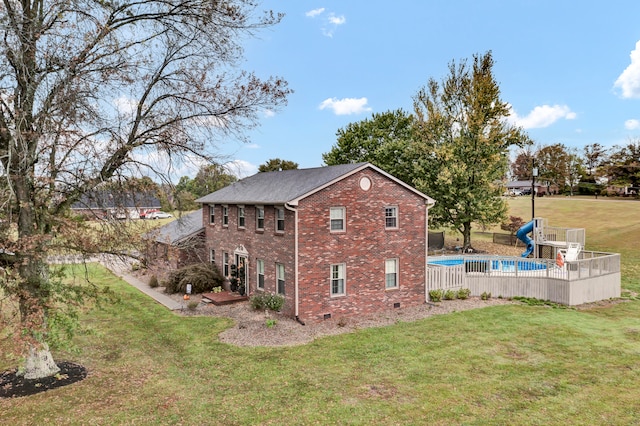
[72,190,161,209]
[196,163,371,205]
[147,209,204,244]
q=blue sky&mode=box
[216,1,640,177]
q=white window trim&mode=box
[385,206,398,229]
[209,204,215,225]
[223,252,230,277]
[238,205,245,228]
[209,249,215,264]
[256,259,265,290]
[385,258,399,289]
[330,263,346,296]
[275,207,285,233]
[276,263,285,294]
[256,206,265,231]
[222,205,229,227]
[329,207,346,232]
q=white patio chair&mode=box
[556,242,581,269]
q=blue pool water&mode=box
[428,258,547,272]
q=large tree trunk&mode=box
[462,222,472,250]
[21,343,60,380]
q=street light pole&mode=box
[531,159,538,221]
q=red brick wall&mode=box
[296,169,427,323]
[202,204,297,316]
[201,168,428,323]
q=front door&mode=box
[234,253,248,295]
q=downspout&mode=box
[425,200,436,303]
[284,202,304,325]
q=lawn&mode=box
[1,198,640,425]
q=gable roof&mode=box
[146,209,204,244]
[195,163,434,206]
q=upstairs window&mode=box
[238,206,245,228]
[222,206,229,227]
[209,204,215,224]
[330,207,346,232]
[275,207,285,233]
[385,206,398,229]
[256,206,264,230]
[330,263,346,296]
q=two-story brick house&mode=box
[196,162,435,323]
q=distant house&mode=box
[144,209,205,270]
[72,191,161,220]
[506,180,553,195]
[196,163,435,323]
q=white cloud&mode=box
[305,8,325,18]
[306,8,345,37]
[246,143,261,149]
[322,13,346,37]
[328,14,346,25]
[263,109,275,118]
[224,159,258,178]
[614,40,640,98]
[319,97,372,115]
[625,119,640,130]
[113,96,137,116]
[507,104,577,129]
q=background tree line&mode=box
[511,140,640,196]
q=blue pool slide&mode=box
[516,220,535,257]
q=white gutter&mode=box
[425,200,436,303]
[284,202,300,320]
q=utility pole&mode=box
[531,159,538,221]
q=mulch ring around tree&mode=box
[0,362,87,399]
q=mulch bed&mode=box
[0,362,87,399]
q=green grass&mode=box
[2,198,640,425]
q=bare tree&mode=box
[0,0,290,379]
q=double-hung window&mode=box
[209,249,215,264]
[275,207,285,233]
[256,206,264,230]
[238,206,245,228]
[385,258,398,289]
[223,252,230,277]
[385,206,398,229]
[330,263,346,296]
[209,204,215,224]
[276,263,285,294]
[222,206,229,227]
[257,259,265,290]
[330,207,345,232]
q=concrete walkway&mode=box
[100,256,183,311]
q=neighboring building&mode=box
[72,191,161,220]
[144,209,205,271]
[506,180,553,195]
[196,163,435,323]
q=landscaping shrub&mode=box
[428,289,443,302]
[164,263,224,295]
[481,291,492,300]
[148,275,159,288]
[250,293,285,312]
[443,289,457,300]
[457,288,471,300]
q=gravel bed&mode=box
[168,293,516,347]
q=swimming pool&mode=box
[428,257,548,272]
